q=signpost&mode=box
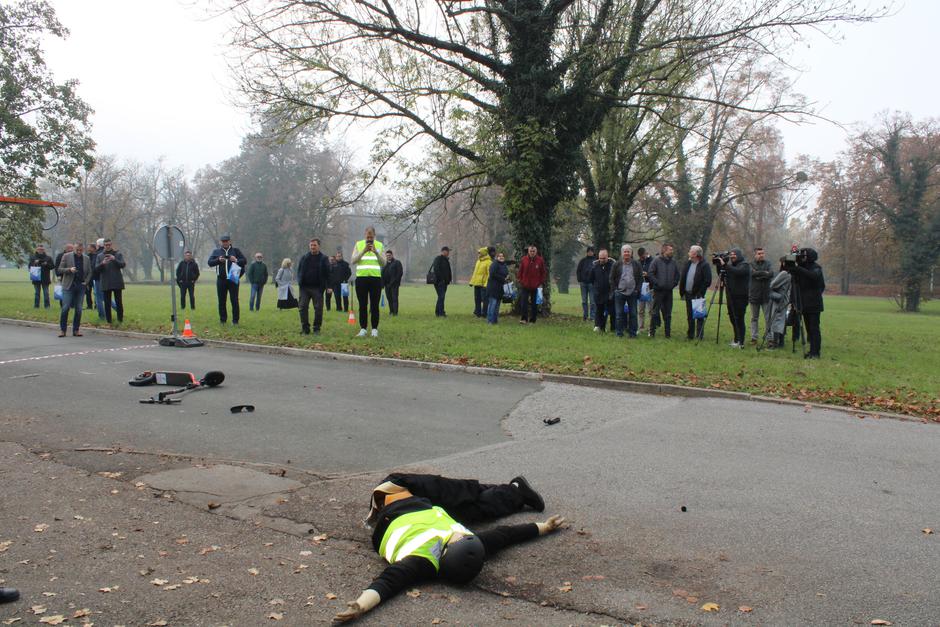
[152,225,201,347]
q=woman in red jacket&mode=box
[517,245,547,324]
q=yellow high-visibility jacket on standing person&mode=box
[469,247,491,287]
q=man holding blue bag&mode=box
[207,234,247,325]
[679,245,712,340]
[28,244,55,308]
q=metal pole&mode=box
[166,226,179,336]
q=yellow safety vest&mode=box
[354,239,384,278]
[379,506,472,570]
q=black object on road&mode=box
[543,417,561,426]
[0,587,20,603]
[230,404,255,413]
[139,371,225,405]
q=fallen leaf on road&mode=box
[34,524,49,533]
[686,596,699,603]
[248,568,260,576]
[182,577,199,585]
[146,621,168,626]
[0,540,12,553]
[31,605,47,615]
[163,584,180,591]
[581,575,605,581]
[198,545,221,555]
[73,515,85,521]
[871,621,892,626]
[269,599,284,606]
[299,550,312,556]
[432,619,443,625]
[72,609,91,618]
[41,592,56,597]
[557,584,573,593]
[263,542,274,547]
[38,616,66,625]
[407,589,421,598]
[504,576,517,584]
[312,534,328,542]
[922,528,934,535]
[97,471,122,479]
[293,564,309,572]
[2,618,22,624]
[701,602,720,612]
[268,613,283,621]
[207,502,220,510]
[325,593,337,600]
[175,537,189,545]
[98,587,113,593]
[150,579,169,586]
[634,603,648,610]
[739,605,753,613]
[672,589,689,598]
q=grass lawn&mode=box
[2,268,937,419]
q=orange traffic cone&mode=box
[347,310,356,325]
[182,319,195,338]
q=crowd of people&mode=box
[29,237,127,337]
[574,242,826,357]
[28,228,824,357]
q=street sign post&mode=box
[152,225,201,347]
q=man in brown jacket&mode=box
[57,243,93,337]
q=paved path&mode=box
[1,323,938,625]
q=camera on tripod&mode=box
[711,251,731,266]
[783,247,810,270]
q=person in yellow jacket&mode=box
[469,246,495,318]
[350,226,386,337]
[333,473,564,623]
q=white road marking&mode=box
[0,344,155,366]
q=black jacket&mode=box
[382,259,404,287]
[609,258,643,296]
[748,259,773,303]
[207,246,247,279]
[95,250,127,291]
[431,255,452,286]
[723,248,751,299]
[679,259,713,299]
[176,259,200,286]
[789,248,825,313]
[648,255,680,292]
[586,259,614,304]
[54,251,66,278]
[576,255,595,283]
[330,259,351,285]
[486,259,509,299]
[297,251,331,290]
[28,252,55,284]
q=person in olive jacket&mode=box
[748,247,773,343]
[95,238,126,324]
[175,250,200,310]
[785,247,825,359]
[678,245,713,340]
[28,244,55,308]
[246,252,269,311]
[586,249,614,332]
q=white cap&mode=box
[96,238,105,246]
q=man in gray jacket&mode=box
[647,243,679,338]
[748,247,773,343]
[57,243,92,337]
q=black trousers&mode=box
[726,291,747,344]
[328,283,348,311]
[650,290,673,336]
[298,286,324,332]
[381,473,526,525]
[802,311,822,356]
[434,282,448,315]
[355,276,382,329]
[385,283,400,315]
[685,296,705,339]
[594,299,615,331]
[519,287,538,322]
[473,285,486,316]
[216,277,240,323]
[103,289,124,323]
[179,284,195,309]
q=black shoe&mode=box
[510,476,545,512]
[0,587,19,604]
[313,329,321,336]
[301,328,310,335]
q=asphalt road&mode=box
[1,322,938,625]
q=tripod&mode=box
[789,272,808,357]
[703,270,726,344]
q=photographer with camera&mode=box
[785,247,825,359]
[713,248,750,348]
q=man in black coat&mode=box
[715,248,750,347]
[586,249,615,332]
[176,250,200,310]
[95,238,126,324]
[431,246,452,317]
[647,243,680,338]
[575,246,595,321]
[382,249,404,316]
[330,251,352,312]
[206,234,247,325]
[786,247,825,358]
[28,244,55,308]
[679,245,713,340]
[296,238,331,335]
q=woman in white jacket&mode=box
[275,258,296,309]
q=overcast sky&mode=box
[42,1,940,174]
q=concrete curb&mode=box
[0,317,926,424]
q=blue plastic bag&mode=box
[692,298,707,319]
[227,262,241,284]
[341,282,349,297]
[535,287,544,305]
[639,281,651,302]
[623,300,630,313]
